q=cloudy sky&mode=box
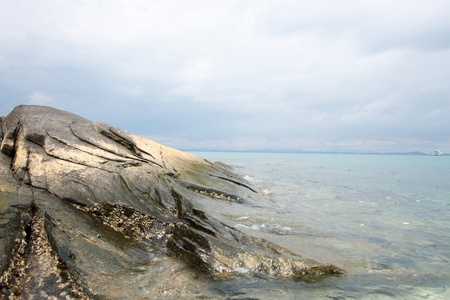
[1,0,450,153]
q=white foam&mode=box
[235,222,294,235]
[243,175,254,182]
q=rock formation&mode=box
[0,105,344,298]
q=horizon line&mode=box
[181,149,448,156]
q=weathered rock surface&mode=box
[0,105,344,298]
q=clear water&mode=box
[190,152,450,299]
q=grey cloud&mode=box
[1,1,450,153]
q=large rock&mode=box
[0,105,344,298]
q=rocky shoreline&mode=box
[0,105,344,298]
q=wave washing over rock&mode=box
[0,105,344,298]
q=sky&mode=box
[1,0,450,153]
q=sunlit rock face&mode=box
[0,105,344,298]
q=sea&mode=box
[189,152,450,299]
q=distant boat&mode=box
[433,150,441,156]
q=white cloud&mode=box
[2,0,450,152]
[28,92,53,105]
[340,93,401,122]
[116,85,146,98]
[180,59,214,81]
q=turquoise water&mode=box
[190,152,450,299]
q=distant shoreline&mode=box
[185,149,448,156]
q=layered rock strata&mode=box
[0,105,344,298]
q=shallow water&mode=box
[190,152,450,299]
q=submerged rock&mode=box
[0,105,344,298]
